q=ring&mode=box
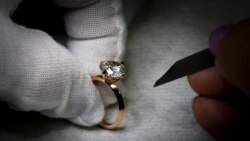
[91,60,125,129]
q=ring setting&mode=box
[91,60,125,129]
[99,60,125,83]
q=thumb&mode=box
[210,19,250,96]
[0,6,104,126]
[59,0,127,107]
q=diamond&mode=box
[100,61,125,83]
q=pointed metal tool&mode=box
[154,48,215,87]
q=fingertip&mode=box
[188,67,231,97]
[192,97,241,140]
[209,24,233,55]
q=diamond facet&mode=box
[100,61,125,83]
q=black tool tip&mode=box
[153,81,161,87]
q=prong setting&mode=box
[99,61,125,83]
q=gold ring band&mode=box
[92,75,125,129]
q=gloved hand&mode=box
[0,0,126,126]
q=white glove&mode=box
[0,0,126,126]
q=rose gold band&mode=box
[91,75,125,129]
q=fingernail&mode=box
[209,24,233,55]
